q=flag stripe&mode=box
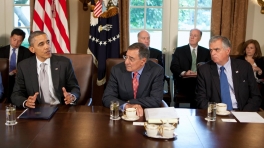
[33,0,70,53]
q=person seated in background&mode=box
[196,36,262,111]
[11,31,80,108]
[137,30,164,68]
[102,42,164,116]
[0,28,34,101]
[170,28,211,108]
[0,73,4,100]
[237,39,264,80]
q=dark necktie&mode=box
[39,63,50,103]
[133,72,139,99]
[9,48,16,72]
[220,66,232,110]
[191,49,196,72]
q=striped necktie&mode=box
[133,72,139,99]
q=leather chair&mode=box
[54,54,93,106]
[0,58,9,103]
[105,58,168,107]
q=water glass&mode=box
[110,100,119,120]
[207,102,216,121]
[5,105,17,126]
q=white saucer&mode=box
[144,132,177,139]
[121,115,139,121]
[216,111,230,116]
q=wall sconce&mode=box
[79,0,91,11]
[257,0,264,14]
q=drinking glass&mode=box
[110,100,119,120]
[207,102,216,121]
[5,105,17,125]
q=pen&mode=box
[17,108,28,119]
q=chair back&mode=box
[54,54,93,105]
[0,58,9,102]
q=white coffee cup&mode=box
[125,108,137,119]
[216,103,227,113]
[160,123,176,138]
[145,124,159,137]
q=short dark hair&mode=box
[28,31,46,46]
[241,39,262,59]
[11,28,26,40]
[128,42,150,60]
[209,36,231,49]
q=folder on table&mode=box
[18,105,58,120]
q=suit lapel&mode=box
[184,45,192,64]
[136,61,151,98]
[123,68,134,99]
[230,58,239,101]
[29,57,41,102]
[197,46,203,63]
[50,55,60,93]
[17,47,24,63]
[210,62,221,97]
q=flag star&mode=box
[99,41,102,45]
[116,34,120,38]
[89,35,92,39]
[108,38,112,42]
[113,37,116,41]
[103,41,107,45]
[92,37,95,41]
[96,39,99,42]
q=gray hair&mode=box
[190,29,202,37]
[209,35,231,49]
[28,31,47,46]
[128,42,150,60]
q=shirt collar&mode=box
[133,65,145,76]
[36,57,50,67]
[216,57,231,70]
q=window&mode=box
[13,0,31,47]
[177,0,212,48]
[129,0,163,50]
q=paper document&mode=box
[144,107,179,123]
[231,112,264,123]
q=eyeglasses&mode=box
[123,55,136,62]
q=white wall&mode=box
[246,0,264,54]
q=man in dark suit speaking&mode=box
[102,43,164,116]
[170,29,211,108]
[11,31,80,108]
[137,30,164,68]
[0,28,34,101]
[196,36,261,111]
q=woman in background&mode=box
[238,39,264,80]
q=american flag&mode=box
[32,0,70,53]
[94,0,102,17]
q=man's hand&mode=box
[25,92,39,108]
[9,69,17,76]
[184,70,197,76]
[125,104,143,116]
[62,87,74,105]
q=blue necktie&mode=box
[220,66,232,110]
[9,48,16,72]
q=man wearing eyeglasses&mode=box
[196,36,261,111]
[102,42,164,116]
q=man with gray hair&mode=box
[11,31,80,108]
[103,42,164,116]
[196,36,262,111]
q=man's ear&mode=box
[29,46,35,53]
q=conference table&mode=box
[1,104,264,148]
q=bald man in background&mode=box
[137,30,164,68]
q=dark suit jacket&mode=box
[0,45,34,101]
[196,58,262,111]
[102,60,164,108]
[11,54,80,108]
[237,56,264,79]
[149,47,164,68]
[170,44,211,91]
[0,45,34,64]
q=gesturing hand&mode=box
[26,92,39,108]
[62,87,74,105]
